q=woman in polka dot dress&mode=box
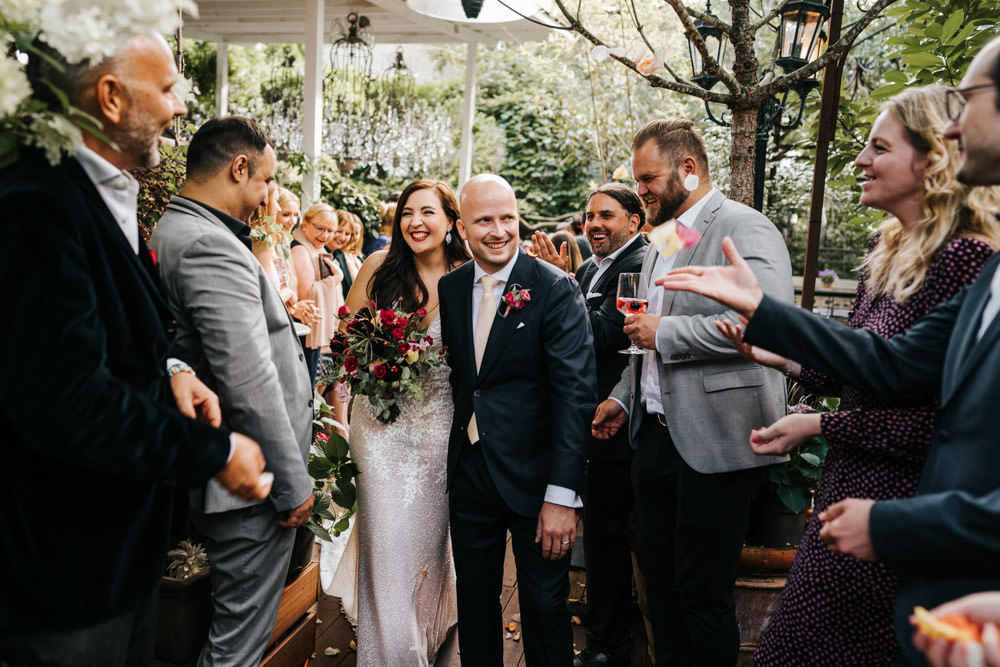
[723,86,1000,665]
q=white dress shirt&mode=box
[471,252,581,509]
[75,146,141,254]
[587,232,644,294]
[640,188,717,415]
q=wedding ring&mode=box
[561,541,571,545]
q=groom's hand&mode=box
[536,502,577,561]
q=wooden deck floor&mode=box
[309,537,652,666]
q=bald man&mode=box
[439,175,597,666]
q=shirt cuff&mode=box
[544,484,583,509]
[166,357,184,370]
[226,433,237,463]
[609,397,629,416]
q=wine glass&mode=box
[617,272,649,355]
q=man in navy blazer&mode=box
[656,36,1000,667]
[0,34,269,666]
[439,174,597,666]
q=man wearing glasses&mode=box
[658,35,1000,667]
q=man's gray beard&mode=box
[110,110,162,169]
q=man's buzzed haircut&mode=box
[185,116,272,181]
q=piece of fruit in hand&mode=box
[913,606,982,642]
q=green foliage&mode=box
[132,141,188,242]
[307,393,358,542]
[770,436,829,514]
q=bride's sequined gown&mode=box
[332,317,458,666]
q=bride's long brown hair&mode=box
[368,179,470,312]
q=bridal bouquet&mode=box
[328,302,448,424]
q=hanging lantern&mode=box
[462,0,484,19]
[686,1,729,90]
[776,0,830,73]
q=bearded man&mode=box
[591,119,794,666]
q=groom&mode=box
[439,174,597,666]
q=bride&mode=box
[329,179,470,665]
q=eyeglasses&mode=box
[308,221,336,236]
[945,82,997,121]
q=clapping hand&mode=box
[655,237,764,319]
[530,230,569,273]
[291,299,319,325]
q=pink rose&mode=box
[520,289,531,302]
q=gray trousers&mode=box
[191,502,295,667]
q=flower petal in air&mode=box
[611,164,630,180]
[648,220,684,258]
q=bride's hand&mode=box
[715,319,791,372]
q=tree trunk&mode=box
[728,105,758,207]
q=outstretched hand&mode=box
[750,413,822,456]
[715,319,794,373]
[655,237,764,319]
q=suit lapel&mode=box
[660,191,723,315]
[592,235,648,299]
[942,272,998,404]
[66,159,174,323]
[448,262,477,381]
[478,252,537,380]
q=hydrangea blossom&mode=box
[0,54,31,117]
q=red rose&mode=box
[337,305,351,318]
[398,341,410,353]
[380,310,396,326]
[424,336,434,345]
[416,307,427,318]
[392,327,405,340]
[385,364,402,381]
[373,363,388,378]
[344,356,359,373]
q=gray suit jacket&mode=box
[610,190,793,473]
[151,196,313,514]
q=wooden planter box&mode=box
[155,559,319,667]
[155,568,212,666]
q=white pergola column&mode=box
[214,40,228,117]
[458,41,478,187]
[301,0,325,205]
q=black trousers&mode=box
[449,443,573,667]
[632,415,765,667]
[582,456,634,656]
[0,587,157,667]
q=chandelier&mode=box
[324,12,376,170]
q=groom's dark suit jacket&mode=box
[439,252,597,516]
[744,250,1000,665]
[0,151,230,633]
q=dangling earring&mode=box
[445,230,453,244]
[683,173,700,192]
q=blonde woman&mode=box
[342,211,365,278]
[291,203,344,386]
[724,86,1000,665]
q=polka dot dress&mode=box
[753,237,997,666]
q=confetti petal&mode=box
[648,220,684,258]
[611,164,629,180]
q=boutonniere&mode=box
[499,284,531,318]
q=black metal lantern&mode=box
[776,0,830,73]
[462,0,484,19]
[686,2,729,90]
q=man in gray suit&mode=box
[151,117,314,666]
[592,119,793,666]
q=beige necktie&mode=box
[468,275,500,444]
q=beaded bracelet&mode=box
[167,361,195,378]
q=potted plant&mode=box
[156,540,212,665]
[818,268,838,288]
